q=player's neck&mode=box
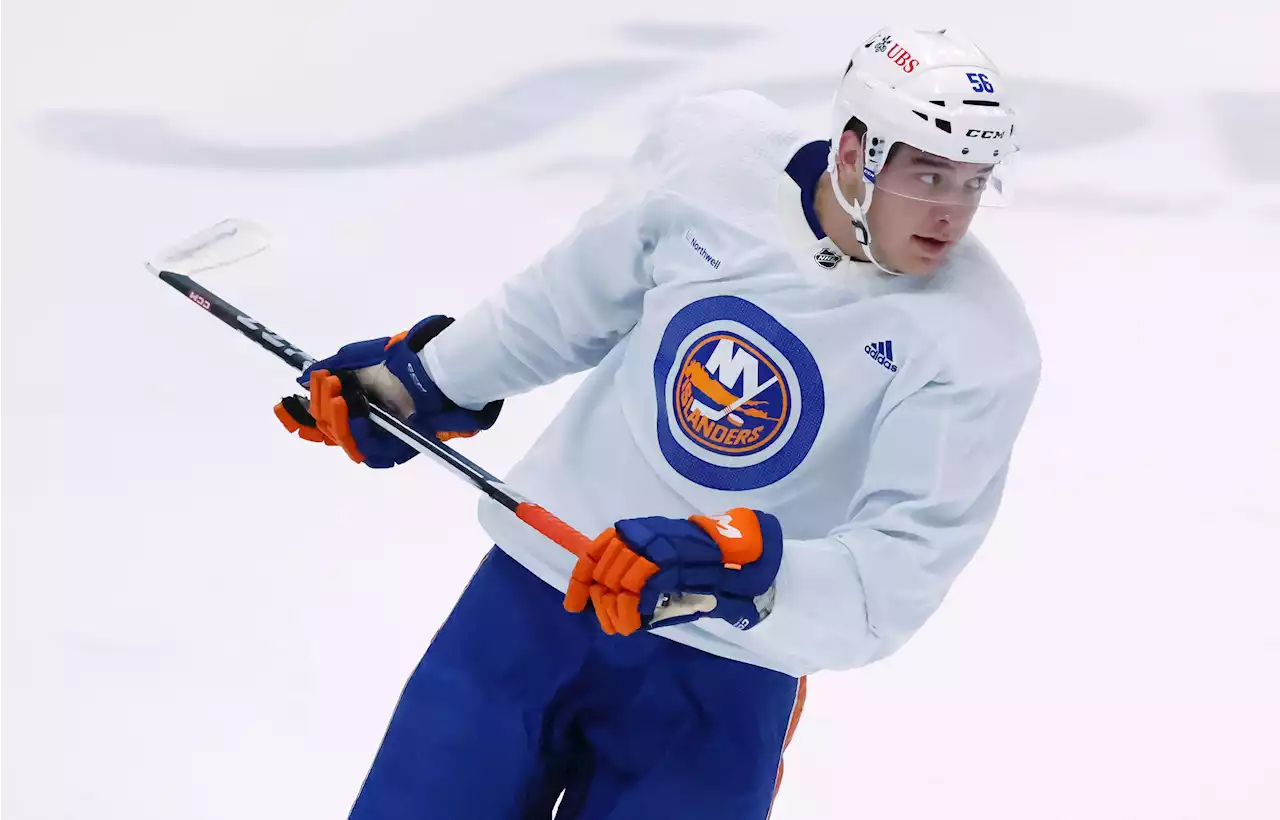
[814,171,871,263]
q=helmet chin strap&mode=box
[827,154,904,277]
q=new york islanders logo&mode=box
[655,296,824,491]
[675,333,788,456]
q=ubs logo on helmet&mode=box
[864,34,918,71]
[654,297,825,491]
[884,42,919,73]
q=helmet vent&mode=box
[963,100,1000,107]
[930,100,946,107]
[934,119,953,134]
[913,110,929,121]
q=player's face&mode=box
[838,137,990,275]
[867,146,987,274]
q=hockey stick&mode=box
[144,219,597,559]
[144,220,715,622]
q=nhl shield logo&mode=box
[813,247,841,269]
[654,296,825,491]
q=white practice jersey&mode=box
[420,90,1040,678]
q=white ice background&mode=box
[4,1,1280,818]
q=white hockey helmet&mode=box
[828,27,1019,267]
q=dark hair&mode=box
[842,114,899,165]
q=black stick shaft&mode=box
[156,269,521,512]
[158,269,316,371]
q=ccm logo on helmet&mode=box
[966,129,1007,139]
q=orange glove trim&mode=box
[275,401,302,433]
[275,400,336,444]
[563,525,661,636]
[689,507,763,567]
[309,370,366,464]
[563,529,615,614]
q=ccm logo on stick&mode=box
[187,291,212,310]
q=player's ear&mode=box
[834,129,867,202]
[836,129,864,177]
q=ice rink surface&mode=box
[4,1,1279,817]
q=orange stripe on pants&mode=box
[769,675,808,815]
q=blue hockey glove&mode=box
[564,508,783,636]
[275,315,502,468]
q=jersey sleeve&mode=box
[416,106,682,410]
[730,363,1040,672]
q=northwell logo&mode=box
[684,229,722,270]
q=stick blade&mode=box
[145,219,271,276]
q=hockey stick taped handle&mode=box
[514,503,595,558]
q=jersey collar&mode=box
[777,139,876,283]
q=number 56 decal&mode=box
[966,72,995,93]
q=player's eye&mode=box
[967,176,990,191]
[917,173,940,186]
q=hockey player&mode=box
[276,26,1039,819]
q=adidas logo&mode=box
[865,341,899,372]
